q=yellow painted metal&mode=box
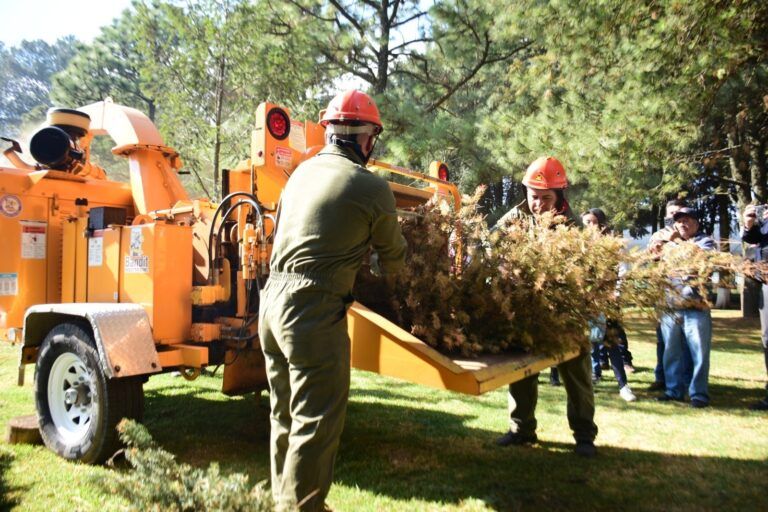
[119,222,192,344]
[347,302,579,396]
[86,228,122,302]
[190,323,222,342]
[78,101,189,214]
[0,190,48,329]
[251,102,295,210]
[368,159,462,211]
[60,219,77,303]
[191,284,229,305]
[0,164,134,321]
[156,344,209,368]
[222,346,268,396]
[3,98,571,401]
[74,217,88,302]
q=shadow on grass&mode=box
[0,449,20,510]
[133,374,768,512]
[592,378,767,413]
[140,384,271,478]
[336,400,768,512]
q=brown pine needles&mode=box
[355,189,754,357]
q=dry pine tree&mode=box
[355,188,753,357]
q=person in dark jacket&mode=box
[581,208,636,402]
[740,204,768,410]
[495,157,598,457]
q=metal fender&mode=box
[23,303,161,379]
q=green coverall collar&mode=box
[318,143,368,167]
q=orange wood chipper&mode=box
[0,100,577,463]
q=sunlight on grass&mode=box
[1,309,767,511]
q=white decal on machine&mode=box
[20,221,46,259]
[88,237,103,267]
[289,121,306,153]
[124,226,149,273]
[0,273,18,296]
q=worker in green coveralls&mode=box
[494,156,598,457]
[258,90,407,511]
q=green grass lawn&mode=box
[2,309,767,511]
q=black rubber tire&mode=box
[34,322,144,464]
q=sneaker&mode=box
[495,430,538,447]
[574,440,597,458]
[624,364,636,374]
[647,381,665,392]
[619,385,637,402]
[690,398,709,409]
[749,398,768,411]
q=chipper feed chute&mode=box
[347,302,579,396]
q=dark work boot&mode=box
[496,430,538,447]
[574,440,597,458]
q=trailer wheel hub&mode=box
[47,352,96,443]
[63,384,92,407]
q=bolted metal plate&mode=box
[24,303,161,378]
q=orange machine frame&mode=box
[7,99,574,398]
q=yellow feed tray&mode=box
[347,302,580,395]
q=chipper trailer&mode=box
[0,100,578,463]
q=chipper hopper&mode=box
[0,100,577,463]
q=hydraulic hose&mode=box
[206,193,265,283]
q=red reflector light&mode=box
[438,164,449,181]
[266,108,290,140]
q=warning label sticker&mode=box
[21,221,46,259]
[0,273,17,296]
[88,237,103,267]
[124,255,149,274]
[289,121,306,153]
[275,146,293,169]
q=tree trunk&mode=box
[147,99,156,123]
[718,191,731,250]
[742,277,761,318]
[374,0,390,94]
[650,202,659,233]
[213,54,227,201]
[715,191,732,309]
[728,129,751,218]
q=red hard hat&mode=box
[320,90,383,132]
[522,156,568,189]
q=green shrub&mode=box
[100,419,272,512]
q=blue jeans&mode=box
[660,309,712,402]
[655,324,693,385]
[592,342,627,388]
